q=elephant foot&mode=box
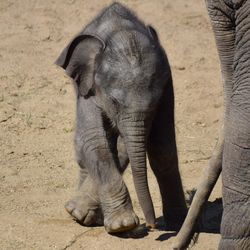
[65,196,103,226]
[100,182,139,233]
[104,208,139,233]
[65,175,103,226]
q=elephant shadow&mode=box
[156,189,223,242]
[112,195,222,240]
[185,189,223,234]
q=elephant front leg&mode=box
[66,134,132,229]
[67,133,138,232]
[99,175,138,233]
[83,134,138,233]
[95,133,136,233]
[65,131,103,225]
[65,174,103,226]
[74,105,139,232]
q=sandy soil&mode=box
[0,0,223,249]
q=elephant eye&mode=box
[109,89,125,106]
[109,95,120,106]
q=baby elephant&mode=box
[56,3,186,233]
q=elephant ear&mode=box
[147,25,159,43]
[55,34,105,97]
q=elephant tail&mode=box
[172,126,224,250]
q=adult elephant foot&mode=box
[65,175,103,226]
[100,182,139,233]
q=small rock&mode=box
[59,88,67,95]
[199,57,205,63]
[39,126,47,130]
[213,103,221,108]
[63,127,73,133]
[194,121,206,127]
[42,35,51,41]
[0,107,14,123]
[16,82,23,88]
[177,66,186,71]
[24,24,33,31]
[174,65,186,71]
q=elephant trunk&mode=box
[120,116,156,227]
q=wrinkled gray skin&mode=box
[55,3,187,233]
[173,0,250,249]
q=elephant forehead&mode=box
[101,62,155,87]
[98,51,158,87]
[107,30,155,61]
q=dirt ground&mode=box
[0,0,224,249]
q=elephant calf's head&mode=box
[95,28,169,122]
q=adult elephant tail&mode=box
[172,127,224,249]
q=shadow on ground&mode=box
[157,191,223,242]
[108,197,222,241]
[74,190,222,241]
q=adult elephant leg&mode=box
[147,79,187,229]
[173,1,235,248]
[67,97,138,233]
[219,1,250,249]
